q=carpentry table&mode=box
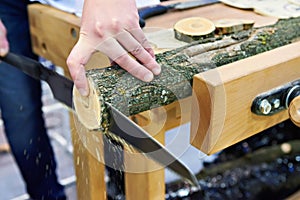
[28,1,300,199]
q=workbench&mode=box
[28,1,300,199]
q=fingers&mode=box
[115,54,155,82]
[67,36,93,96]
[116,29,161,75]
[0,20,9,56]
[129,28,156,59]
[95,36,155,82]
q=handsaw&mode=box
[0,52,199,187]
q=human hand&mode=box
[67,0,161,96]
[0,20,9,56]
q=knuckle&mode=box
[111,18,122,34]
[66,56,75,68]
[115,54,130,66]
[131,45,142,55]
[94,22,105,38]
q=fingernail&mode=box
[152,66,161,75]
[78,88,89,97]
[143,73,153,82]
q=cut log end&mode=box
[174,17,216,43]
[73,78,102,130]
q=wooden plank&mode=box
[191,41,300,155]
[70,115,107,200]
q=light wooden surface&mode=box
[27,2,297,200]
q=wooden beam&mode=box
[69,115,107,200]
[191,41,300,154]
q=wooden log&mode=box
[73,17,300,136]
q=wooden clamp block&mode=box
[191,41,300,155]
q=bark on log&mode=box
[73,17,300,131]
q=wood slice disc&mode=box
[213,18,255,34]
[289,95,300,127]
[73,78,103,130]
[174,17,216,43]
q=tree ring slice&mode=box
[174,17,216,42]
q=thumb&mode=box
[67,36,94,96]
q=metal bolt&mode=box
[272,99,281,109]
[259,99,272,115]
